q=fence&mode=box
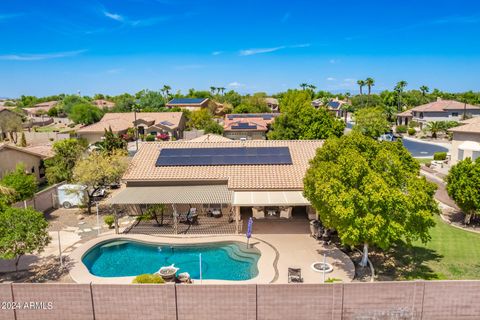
[1,281,480,320]
[12,182,65,213]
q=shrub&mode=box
[408,120,419,128]
[145,135,155,141]
[407,128,416,136]
[434,152,447,161]
[395,125,407,134]
[325,278,342,283]
[104,215,115,228]
[132,274,165,284]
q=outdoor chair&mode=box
[288,267,303,283]
[179,208,198,225]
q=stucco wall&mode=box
[451,131,480,164]
[0,148,45,182]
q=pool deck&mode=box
[69,220,355,285]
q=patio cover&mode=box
[233,191,310,206]
[108,185,233,204]
[459,141,480,152]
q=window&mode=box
[419,112,424,119]
[473,151,480,161]
[452,112,459,117]
[458,149,464,161]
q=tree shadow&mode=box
[369,241,444,281]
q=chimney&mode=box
[437,97,442,102]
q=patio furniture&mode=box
[178,208,198,225]
[252,207,265,219]
[211,208,222,218]
[288,267,304,283]
[279,206,292,219]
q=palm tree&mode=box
[365,78,375,95]
[299,83,308,90]
[210,86,216,95]
[219,87,226,95]
[394,80,408,111]
[427,121,442,139]
[162,85,172,102]
[357,80,365,95]
[308,84,317,91]
[420,85,429,97]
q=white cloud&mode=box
[326,77,336,81]
[228,81,246,88]
[329,59,339,64]
[239,44,310,56]
[104,11,124,22]
[212,51,223,56]
[0,50,86,61]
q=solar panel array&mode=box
[227,114,274,120]
[168,98,206,104]
[328,101,341,109]
[231,123,257,130]
[155,147,293,166]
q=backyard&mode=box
[372,215,480,280]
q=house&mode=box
[265,98,279,112]
[311,97,348,118]
[223,113,278,140]
[23,101,59,117]
[189,134,232,142]
[108,139,323,234]
[397,98,480,127]
[92,99,115,110]
[0,143,54,183]
[449,117,480,164]
[166,98,210,111]
[77,112,186,144]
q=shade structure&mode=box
[108,185,233,205]
[459,141,480,152]
[233,191,310,206]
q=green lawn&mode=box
[373,216,480,280]
[415,157,433,165]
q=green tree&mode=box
[446,157,480,224]
[204,121,224,135]
[365,77,375,95]
[45,138,88,184]
[420,85,429,97]
[69,103,104,125]
[0,207,50,274]
[357,80,365,95]
[353,107,391,138]
[95,127,127,154]
[73,150,128,214]
[188,109,214,129]
[60,94,87,114]
[137,90,165,110]
[19,132,27,147]
[304,132,438,266]
[394,81,408,111]
[0,164,37,202]
[268,90,345,140]
[426,121,442,139]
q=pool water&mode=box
[82,240,260,280]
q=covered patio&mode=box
[108,184,242,235]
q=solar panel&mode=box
[160,121,174,126]
[231,123,257,130]
[155,147,292,166]
[168,98,206,105]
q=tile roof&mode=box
[189,134,232,142]
[77,112,183,133]
[449,120,480,134]
[33,101,58,108]
[224,113,276,132]
[410,99,480,112]
[92,99,115,109]
[123,140,323,190]
[265,97,279,105]
[0,143,54,158]
[167,98,208,105]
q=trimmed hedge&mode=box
[434,152,447,160]
[132,274,165,284]
[408,128,416,136]
[145,135,155,141]
[396,125,407,133]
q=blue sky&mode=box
[1,0,480,97]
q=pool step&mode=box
[223,245,258,263]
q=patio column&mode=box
[234,206,240,234]
[113,206,119,234]
[172,204,178,235]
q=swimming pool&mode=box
[82,240,260,280]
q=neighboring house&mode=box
[0,143,54,183]
[397,98,480,127]
[223,113,278,140]
[189,134,232,142]
[265,97,279,112]
[92,99,115,109]
[311,97,348,118]
[23,101,59,117]
[77,112,186,144]
[449,117,480,164]
[108,139,323,234]
[166,98,210,111]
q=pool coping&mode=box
[69,234,277,284]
